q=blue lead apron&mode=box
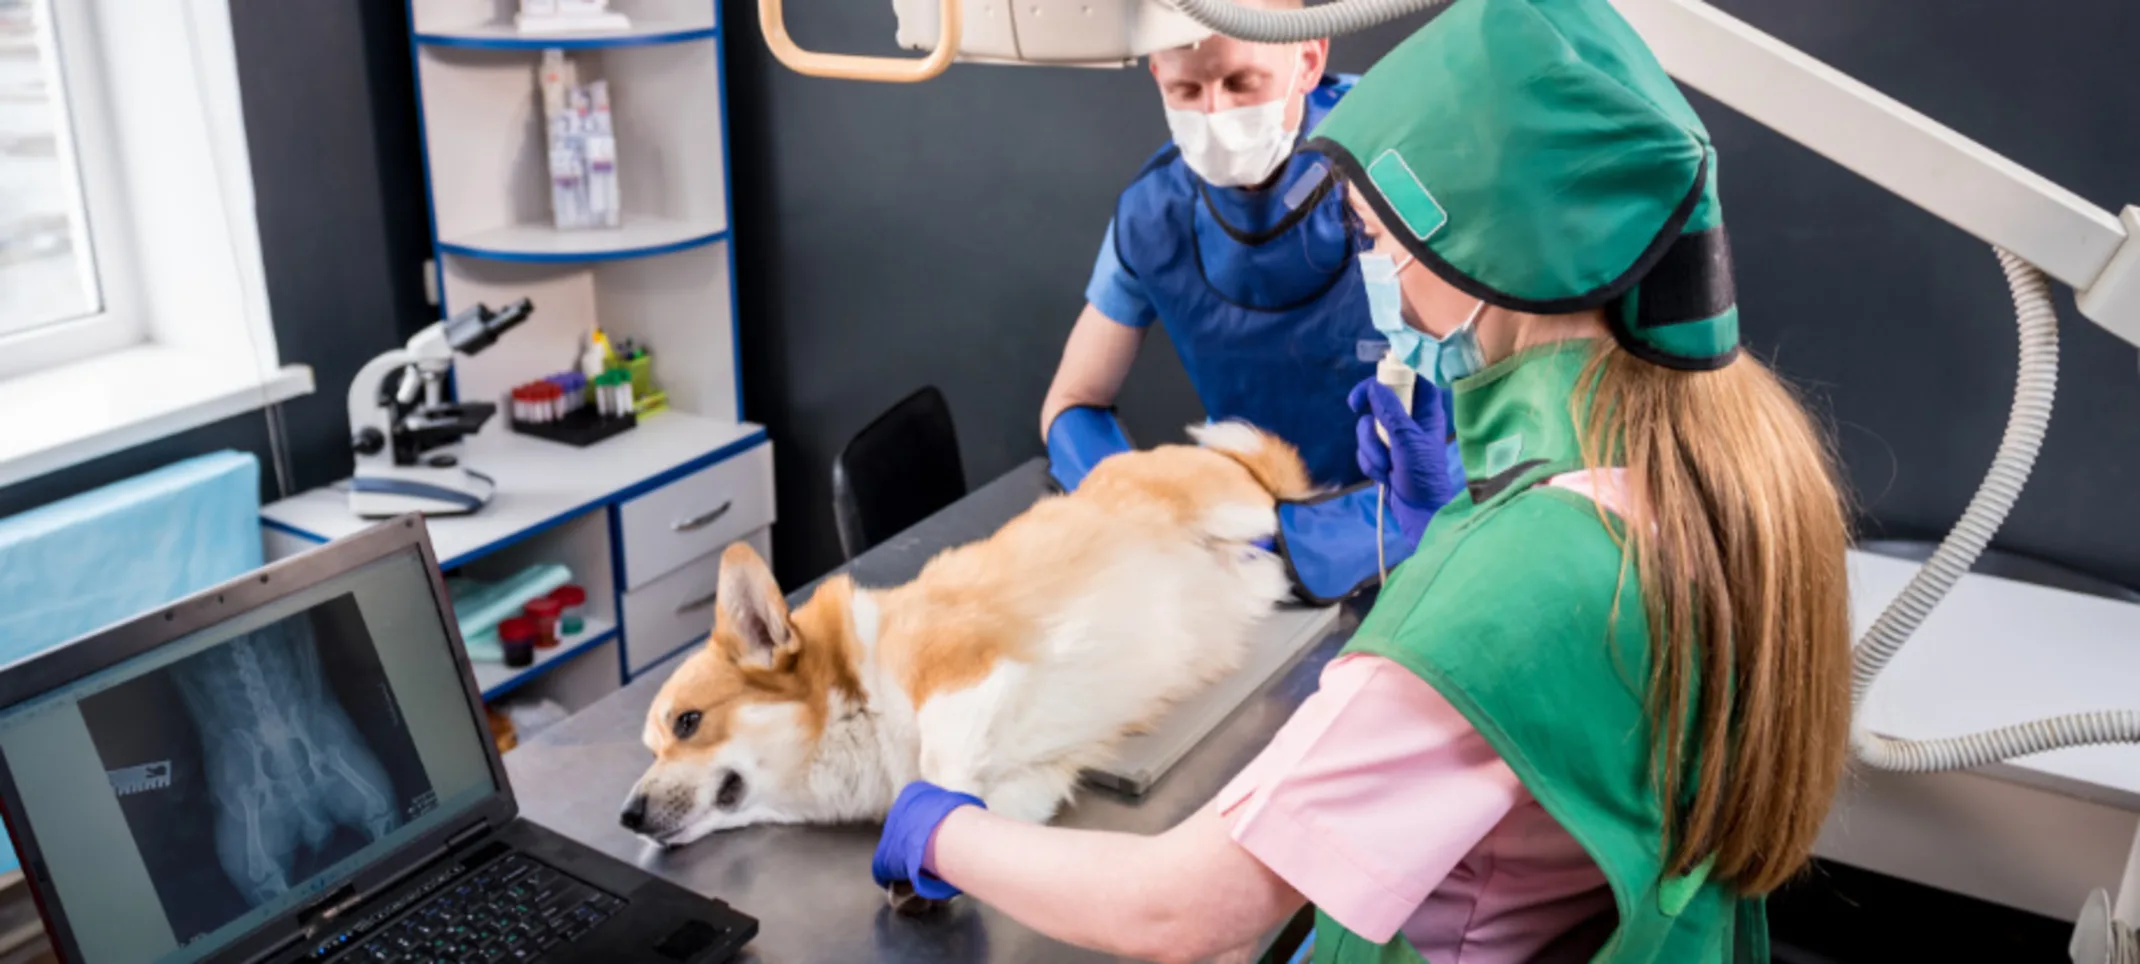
[1111,75,1376,488]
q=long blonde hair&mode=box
[1576,340,1852,895]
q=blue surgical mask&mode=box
[1359,251,1488,389]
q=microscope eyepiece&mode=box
[442,298,535,355]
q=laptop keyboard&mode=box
[318,853,623,963]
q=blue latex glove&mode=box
[872,781,987,901]
[1045,406,1133,493]
[1348,378,1462,545]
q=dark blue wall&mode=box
[7,1,2135,600]
[1703,0,2140,584]
[723,0,2140,590]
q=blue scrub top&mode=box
[1082,74,1379,486]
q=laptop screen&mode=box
[0,547,498,964]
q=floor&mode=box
[1770,860,2074,962]
[1245,858,2078,963]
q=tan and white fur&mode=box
[622,423,1314,846]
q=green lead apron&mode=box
[1314,341,1766,964]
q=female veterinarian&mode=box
[872,0,1854,960]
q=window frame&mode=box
[0,0,145,376]
[0,0,312,490]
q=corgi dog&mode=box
[620,422,1314,847]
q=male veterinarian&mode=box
[1038,0,1461,602]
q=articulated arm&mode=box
[1608,0,2140,345]
[1169,0,2140,340]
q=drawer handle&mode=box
[672,501,734,533]
[674,590,720,616]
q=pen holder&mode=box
[624,353,653,399]
[621,353,667,416]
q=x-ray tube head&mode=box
[890,0,1212,66]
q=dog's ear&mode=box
[713,542,796,669]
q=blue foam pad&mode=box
[0,450,261,874]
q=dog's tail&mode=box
[1186,421,1318,502]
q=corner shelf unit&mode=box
[409,0,741,417]
[296,0,767,714]
[413,22,721,50]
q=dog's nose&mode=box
[620,793,649,831]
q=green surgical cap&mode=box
[1308,0,1739,370]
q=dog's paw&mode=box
[885,880,954,917]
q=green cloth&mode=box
[1314,340,1765,963]
[1306,0,1739,370]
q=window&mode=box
[0,0,137,376]
[0,0,312,489]
[0,0,100,340]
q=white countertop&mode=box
[1852,548,2140,807]
[261,410,765,568]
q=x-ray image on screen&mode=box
[78,594,437,944]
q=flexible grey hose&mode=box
[1853,249,2140,772]
[1167,0,1452,42]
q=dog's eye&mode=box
[715,771,746,810]
[672,710,702,740]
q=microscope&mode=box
[347,299,533,519]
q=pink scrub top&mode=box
[1217,469,1630,962]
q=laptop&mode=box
[0,516,756,964]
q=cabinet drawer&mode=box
[618,442,774,590]
[622,527,771,675]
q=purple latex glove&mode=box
[1348,378,1462,544]
[872,781,986,901]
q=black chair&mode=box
[831,386,968,561]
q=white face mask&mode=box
[1163,54,1304,188]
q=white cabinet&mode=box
[620,526,771,675]
[617,443,775,590]
[406,0,744,424]
[262,419,773,708]
[260,1,767,712]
